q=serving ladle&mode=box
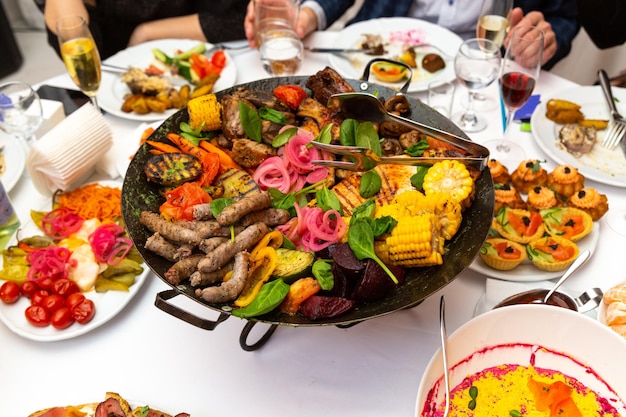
[531,250,591,304]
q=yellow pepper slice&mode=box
[250,230,283,261]
[234,246,278,307]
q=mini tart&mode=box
[527,235,579,272]
[511,159,548,194]
[567,187,609,221]
[493,183,526,214]
[540,207,593,242]
[547,164,585,198]
[487,159,512,184]
[479,238,527,271]
[526,186,559,211]
[492,207,545,244]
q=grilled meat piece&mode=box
[231,138,276,168]
[557,123,597,157]
[305,66,355,105]
[383,94,411,117]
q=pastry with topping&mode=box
[540,207,593,242]
[492,207,545,244]
[547,164,585,198]
[493,183,526,214]
[527,235,579,272]
[511,159,548,194]
[567,187,609,220]
[487,159,511,184]
[479,237,527,271]
[526,185,560,211]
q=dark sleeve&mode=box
[515,0,581,70]
[197,0,248,43]
[577,0,626,49]
[311,0,356,27]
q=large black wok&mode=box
[121,75,494,350]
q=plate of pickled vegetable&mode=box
[0,181,149,342]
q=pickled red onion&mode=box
[88,223,133,265]
[276,204,346,252]
[26,246,75,283]
[41,208,84,240]
[253,156,292,193]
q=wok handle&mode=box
[154,289,230,331]
[239,321,279,351]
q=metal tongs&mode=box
[310,92,489,171]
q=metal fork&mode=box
[598,69,626,150]
[309,141,487,172]
[204,42,250,56]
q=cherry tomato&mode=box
[50,307,74,330]
[38,277,56,291]
[20,281,39,298]
[0,281,21,304]
[71,298,95,325]
[30,289,50,307]
[43,294,66,313]
[66,292,85,310]
[25,305,51,327]
[53,279,79,297]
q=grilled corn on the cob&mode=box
[423,160,475,210]
[188,93,222,131]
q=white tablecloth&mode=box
[1,31,625,417]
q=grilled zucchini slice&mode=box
[144,152,202,186]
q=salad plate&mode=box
[531,86,626,187]
[0,134,26,192]
[0,180,149,342]
[98,39,237,122]
[327,17,463,93]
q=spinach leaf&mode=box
[259,107,288,125]
[272,126,298,148]
[231,279,290,318]
[347,218,398,284]
[312,260,334,291]
[339,118,359,146]
[355,121,382,156]
[410,166,429,190]
[238,101,262,142]
[359,170,382,198]
[372,215,397,237]
[281,234,296,250]
[404,140,429,156]
[209,197,235,218]
[180,132,201,146]
[315,123,333,144]
[268,188,296,216]
[180,121,203,136]
[351,199,376,221]
[316,186,343,215]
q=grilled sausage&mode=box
[190,262,233,287]
[197,222,268,273]
[164,254,204,285]
[216,191,272,226]
[140,211,202,246]
[239,208,291,227]
[195,251,250,302]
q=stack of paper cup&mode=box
[26,103,112,194]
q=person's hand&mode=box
[244,2,318,48]
[506,8,557,66]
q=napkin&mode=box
[26,103,112,194]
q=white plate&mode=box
[98,39,238,121]
[0,134,26,192]
[415,305,626,417]
[530,86,626,187]
[115,120,164,178]
[327,17,463,93]
[469,220,600,282]
[0,181,149,342]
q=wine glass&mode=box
[0,81,44,147]
[451,38,501,133]
[485,25,543,162]
[470,0,514,110]
[56,15,101,111]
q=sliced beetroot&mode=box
[332,242,365,280]
[300,295,355,320]
[352,260,406,304]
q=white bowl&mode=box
[415,304,626,417]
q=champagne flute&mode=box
[485,25,543,162]
[451,38,501,133]
[469,0,513,111]
[0,81,43,147]
[56,15,101,111]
